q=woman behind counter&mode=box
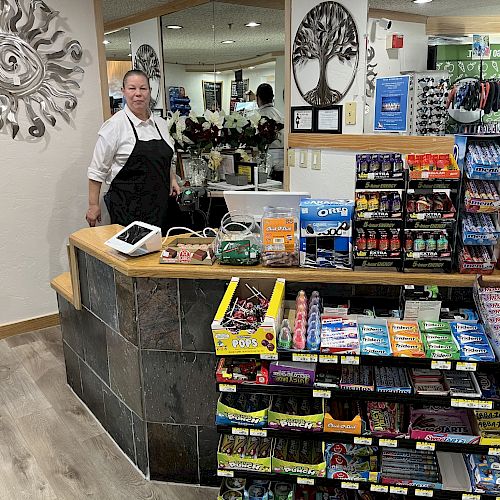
[86,69,181,233]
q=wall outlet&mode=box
[288,149,296,167]
[311,150,321,170]
[299,150,308,168]
[345,102,356,125]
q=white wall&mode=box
[0,0,104,325]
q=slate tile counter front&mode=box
[57,248,223,486]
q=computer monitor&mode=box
[235,101,257,113]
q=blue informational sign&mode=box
[373,75,410,132]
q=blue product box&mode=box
[299,199,354,270]
[455,134,500,180]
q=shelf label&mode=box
[379,438,398,448]
[462,495,480,500]
[219,384,237,393]
[217,469,234,477]
[297,477,314,485]
[416,441,436,451]
[456,362,477,372]
[261,353,278,361]
[231,427,249,436]
[293,353,318,363]
[341,481,359,490]
[390,486,408,495]
[415,489,434,497]
[489,448,500,456]
[370,484,388,493]
[313,389,331,399]
[354,437,373,445]
[250,429,267,437]
[341,355,360,365]
[431,360,451,370]
[451,398,493,410]
[319,354,338,364]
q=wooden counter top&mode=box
[67,225,500,288]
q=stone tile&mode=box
[62,341,82,398]
[76,249,90,309]
[179,279,225,352]
[287,282,355,301]
[106,327,142,417]
[142,351,217,425]
[103,386,135,464]
[137,278,180,350]
[86,254,118,331]
[115,272,138,345]
[198,426,219,487]
[57,295,84,358]
[132,412,148,476]
[80,362,105,425]
[148,423,198,483]
[81,310,109,385]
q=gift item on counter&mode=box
[217,434,272,473]
[215,212,261,265]
[272,438,326,477]
[340,365,375,392]
[261,207,299,267]
[474,409,500,445]
[355,228,402,258]
[374,366,412,394]
[159,237,216,265]
[324,400,365,435]
[268,396,324,433]
[409,406,480,444]
[269,361,316,387]
[410,368,448,395]
[467,454,500,494]
[444,371,482,398]
[320,318,360,355]
[212,278,285,356]
[325,442,378,481]
[388,321,426,358]
[464,178,500,213]
[465,141,500,180]
[359,321,391,356]
[406,192,456,218]
[299,199,354,269]
[216,358,269,385]
[450,322,496,361]
[459,244,497,275]
[407,153,459,178]
[462,213,500,245]
[356,153,404,179]
[367,401,406,438]
[216,393,271,428]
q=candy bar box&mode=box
[216,393,271,428]
[272,438,326,478]
[217,435,272,473]
[268,396,324,432]
[159,237,216,265]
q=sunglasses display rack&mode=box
[354,153,406,271]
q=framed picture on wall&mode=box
[314,105,342,134]
[291,106,314,133]
[236,161,257,184]
[202,80,223,111]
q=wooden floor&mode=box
[0,326,218,500]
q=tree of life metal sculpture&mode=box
[0,0,83,139]
[293,1,359,108]
[134,44,161,109]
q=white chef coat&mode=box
[258,103,284,171]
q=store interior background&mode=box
[3,0,500,335]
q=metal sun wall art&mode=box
[134,44,161,109]
[293,1,359,108]
[0,0,83,139]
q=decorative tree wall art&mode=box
[134,44,161,109]
[293,1,359,107]
[0,0,84,139]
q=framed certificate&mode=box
[315,106,342,134]
[291,106,314,133]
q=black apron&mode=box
[105,116,173,233]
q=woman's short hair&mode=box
[122,69,150,89]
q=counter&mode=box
[51,225,500,486]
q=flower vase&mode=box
[255,150,272,183]
[208,165,220,183]
[187,152,207,186]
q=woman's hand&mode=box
[86,204,101,226]
[170,179,181,197]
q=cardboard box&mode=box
[268,361,316,387]
[272,439,326,477]
[217,435,272,473]
[216,393,271,428]
[212,278,285,356]
[159,237,215,265]
[268,397,324,432]
[324,411,365,435]
[215,357,269,385]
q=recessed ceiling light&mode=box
[245,22,261,27]
[166,25,183,29]
[221,40,235,44]
[413,0,433,3]
[103,39,110,45]
[128,53,132,57]
[248,66,255,69]
[216,71,221,74]
[128,41,131,45]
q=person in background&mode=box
[256,83,284,182]
[86,69,181,234]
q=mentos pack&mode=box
[299,199,354,269]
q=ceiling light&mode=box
[128,53,132,57]
[221,40,235,44]
[103,39,110,45]
[128,41,131,45]
[248,66,255,69]
[166,25,183,29]
[245,22,261,27]
[216,71,221,74]
[413,0,433,3]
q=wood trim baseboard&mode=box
[0,314,60,341]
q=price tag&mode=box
[219,384,237,393]
[217,469,234,477]
[341,482,359,490]
[416,442,436,451]
[261,353,278,360]
[313,389,331,399]
[370,485,388,493]
[415,489,434,497]
[379,439,398,448]
[354,437,373,445]
[341,355,360,365]
[489,448,500,456]
[390,486,408,495]
[293,353,318,363]
[462,495,480,500]
[456,362,477,372]
[431,360,451,370]
[250,429,267,437]
[297,477,314,485]
[319,354,338,364]
[451,398,493,410]
[231,427,249,436]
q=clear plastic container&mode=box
[215,212,261,265]
[261,207,299,267]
